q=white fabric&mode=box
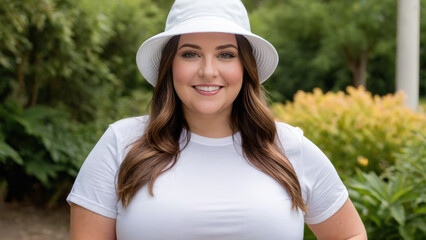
[67,115,348,239]
[136,0,279,85]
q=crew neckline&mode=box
[187,131,241,146]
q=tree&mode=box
[77,0,168,93]
[250,0,398,100]
[0,0,118,120]
[0,0,158,205]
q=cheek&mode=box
[221,62,244,86]
[172,60,196,104]
[172,60,197,86]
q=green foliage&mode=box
[0,98,98,206]
[348,134,426,239]
[303,226,316,240]
[0,141,23,165]
[420,97,426,112]
[272,87,426,174]
[77,0,167,92]
[0,0,154,206]
[0,0,157,121]
[0,94,151,206]
[250,0,426,100]
[0,0,116,121]
[273,86,426,238]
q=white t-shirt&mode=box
[67,115,348,240]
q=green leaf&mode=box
[390,204,406,226]
[413,206,426,215]
[349,171,389,203]
[0,141,23,165]
[24,158,65,188]
[410,219,426,232]
[369,215,381,227]
[389,184,414,204]
[398,226,413,240]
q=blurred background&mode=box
[0,0,425,239]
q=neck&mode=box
[183,110,234,138]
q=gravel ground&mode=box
[0,202,69,240]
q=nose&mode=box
[198,56,218,79]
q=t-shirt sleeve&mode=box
[66,126,120,219]
[300,136,348,224]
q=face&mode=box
[172,32,244,120]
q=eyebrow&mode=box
[216,44,238,50]
[179,44,201,50]
[178,43,238,50]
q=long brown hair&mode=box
[117,34,306,211]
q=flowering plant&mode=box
[272,86,426,174]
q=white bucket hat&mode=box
[136,0,279,86]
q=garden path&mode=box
[0,202,69,240]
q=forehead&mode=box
[178,32,237,46]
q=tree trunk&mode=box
[28,57,40,107]
[12,55,28,105]
[344,48,368,87]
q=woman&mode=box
[68,0,367,239]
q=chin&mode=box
[189,104,231,117]
[195,108,224,116]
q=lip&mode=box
[192,84,223,96]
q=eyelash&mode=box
[181,51,237,59]
[182,52,199,58]
[218,52,236,59]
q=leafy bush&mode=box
[348,133,426,239]
[0,99,97,206]
[0,90,151,206]
[0,0,154,206]
[272,86,426,174]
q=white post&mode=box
[396,0,420,110]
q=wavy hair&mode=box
[117,34,306,211]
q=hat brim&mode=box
[136,16,278,86]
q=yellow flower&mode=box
[357,156,369,167]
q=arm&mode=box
[67,126,122,240]
[70,203,117,240]
[307,198,367,240]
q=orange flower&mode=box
[357,156,369,167]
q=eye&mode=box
[218,52,236,59]
[182,52,199,58]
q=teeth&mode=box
[195,86,220,92]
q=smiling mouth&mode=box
[193,85,223,92]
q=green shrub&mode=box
[0,0,154,206]
[0,89,151,206]
[272,86,426,174]
[347,133,426,239]
[0,99,98,206]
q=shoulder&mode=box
[108,115,149,148]
[274,121,319,183]
[275,121,304,156]
[110,115,149,131]
[274,121,329,174]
